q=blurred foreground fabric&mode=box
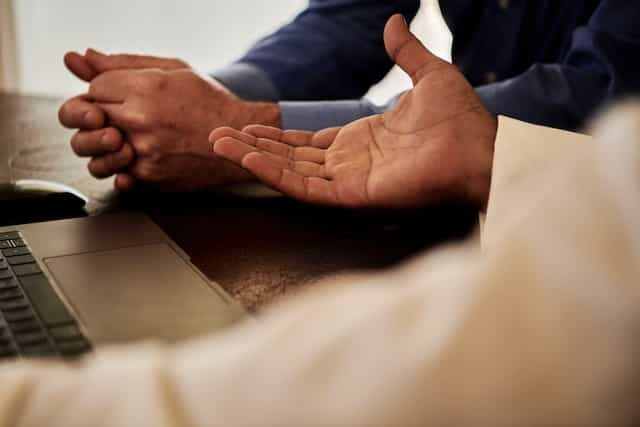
[1,105,640,426]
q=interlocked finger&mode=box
[87,143,135,178]
[71,127,123,157]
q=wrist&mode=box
[240,101,282,129]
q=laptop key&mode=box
[0,335,10,347]
[12,263,41,276]
[0,232,20,240]
[0,278,18,289]
[0,270,13,280]
[57,339,90,356]
[3,247,31,257]
[49,324,83,342]
[0,287,23,300]
[0,344,17,358]
[0,259,8,269]
[18,274,74,326]
[7,255,35,266]
[15,330,47,346]
[20,342,56,358]
[10,239,26,248]
[8,319,41,334]
[0,241,12,250]
[3,308,37,323]
[0,298,30,311]
[0,328,10,344]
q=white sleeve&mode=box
[1,114,638,427]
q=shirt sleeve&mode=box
[481,116,593,248]
[215,0,420,102]
[212,58,402,130]
[476,0,640,131]
[211,62,281,102]
[279,94,402,131]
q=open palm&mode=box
[211,15,497,209]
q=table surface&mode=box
[0,93,478,311]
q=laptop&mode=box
[0,209,246,360]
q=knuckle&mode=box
[133,140,155,158]
[136,70,168,93]
[125,110,156,130]
[131,159,154,182]
[169,58,189,69]
[133,163,157,182]
[119,144,136,164]
[101,127,123,150]
[135,110,162,130]
[87,78,103,98]
[123,140,135,156]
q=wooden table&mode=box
[0,93,478,311]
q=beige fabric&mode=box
[482,117,593,249]
[2,110,640,426]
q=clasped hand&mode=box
[59,51,279,191]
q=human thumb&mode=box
[63,51,98,82]
[384,14,444,86]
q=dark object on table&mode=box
[0,181,87,226]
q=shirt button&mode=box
[485,72,498,84]
[498,0,510,10]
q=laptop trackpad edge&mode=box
[44,243,241,345]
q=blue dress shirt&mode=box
[213,0,640,131]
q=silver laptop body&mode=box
[0,212,245,358]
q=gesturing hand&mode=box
[59,51,281,191]
[210,15,497,209]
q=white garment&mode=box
[1,109,640,426]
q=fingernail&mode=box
[82,110,96,126]
[101,132,113,149]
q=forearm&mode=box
[3,117,639,426]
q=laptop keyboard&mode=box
[0,231,91,360]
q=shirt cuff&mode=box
[481,116,593,249]
[211,62,280,102]
[279,98,399,131]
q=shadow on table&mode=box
[118,190,479,311]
